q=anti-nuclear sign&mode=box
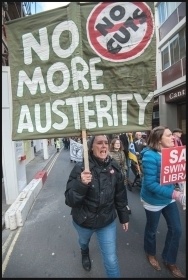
[6,2,156,140]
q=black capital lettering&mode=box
[110,5,125,21]
[96,17,114,36]
[133,8,147,24]
[114,26,130,44]
[124,17,139,31]
[107,38,122,54]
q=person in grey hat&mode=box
[134,132,147,154]
[172,128,183,146]
[65,135,129,278]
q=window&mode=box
[170,36,179,65]
[161,47,170,70]
[179,28,186,59]
[161,27,186,70]
[153,111,159,119]
[158,2,181,26]
[166,2,177,17]
[158,2,166,26]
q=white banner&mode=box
[70,139,83,162]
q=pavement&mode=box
[2,149,186,278]
[2,144,57,230]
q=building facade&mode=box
[2,2,38,164]
[2,2,34,65]
[2,2,40,204]
[153,2,186,144]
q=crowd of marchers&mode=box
[63,126,185,278]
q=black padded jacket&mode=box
[65,155,129,229]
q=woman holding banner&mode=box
[140,126,185,278]
[65,135,129,278]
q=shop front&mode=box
[165,85,186,145]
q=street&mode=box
[2,149,186,278]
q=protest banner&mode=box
[128,134,141,174]
[6,2,156,141]
[160,146,186,185]
[70,139,83,162]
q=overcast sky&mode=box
[39,2,70,11]
[31,2,70,14]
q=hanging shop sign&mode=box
[165,87,186,103]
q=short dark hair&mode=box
[87,135,109,154]
[172,128,183,133]
[147,126,169,151]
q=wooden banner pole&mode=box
[82,130,89,170]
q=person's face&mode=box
[160,129,175,148]
[92,135,109,160]
[114,140,120,150]
[136,132,142,139]
[174,132,182,138]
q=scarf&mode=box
[90,153,110,167]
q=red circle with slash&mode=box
[87,2,154,62]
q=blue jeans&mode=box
[73,220,120,278]
[144,201,182,264]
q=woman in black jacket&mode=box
[65,135,129,278]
